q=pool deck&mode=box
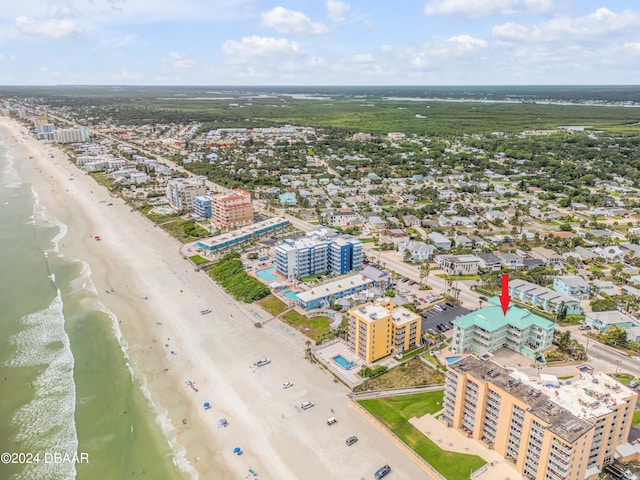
[314,340,365,387]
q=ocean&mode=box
[0,129,186,479]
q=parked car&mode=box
[327,417,337,425]
[282,381,293,389]
[200,308,212,315]
[345,435,358,446]
[254,358,271,367]
[374,464,391,479]
[578,325,591,330]
[629,380,639,389]
[300,401,314,410]
[479,295,489,301]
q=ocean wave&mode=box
[1,147,23,188]
[61,260,197,480]
[31,187,68,253]
[7,292,79,480]
[137,374,199,480]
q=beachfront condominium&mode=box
[210,189,252,230]
[166,176,207,211]
[53,127,90,144]
[274,228,363,279]
[443,356,638,479]
[347,298,421,363]
[451,297,555,359]
[193,196,212,219]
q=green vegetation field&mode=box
[256,294,288,316]
[280,310,333,343]
[208,255,270,303]
[359,393,485,479]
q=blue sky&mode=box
[0,0,639,85]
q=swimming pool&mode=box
[333,355,356,370]
[445,355,463,364]
[284,290,298,301]
[256,267,278,282]
[154,207,173,214]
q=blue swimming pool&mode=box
[284,290,298,301]
[256,267,278,282]
[333,355,356,370]
[445,355,463,364]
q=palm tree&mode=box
[419,261,431,288]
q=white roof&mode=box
[296,274,373,303]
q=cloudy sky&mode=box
[0,0,638,85]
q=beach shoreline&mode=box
[1,116,433,480]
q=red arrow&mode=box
[499,273,511,316]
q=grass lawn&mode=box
[256,294,289,316]
[301,272,327,282]
[633,411,640,427]
[359,393,485,479]
[354,358,444,392]
[360,237,376,243]
[280,309,333,343]
[189,255,210,266]
[611,373,637,386]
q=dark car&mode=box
[374,464,391,479]
[479,295,489,301]
[345,435,358,446]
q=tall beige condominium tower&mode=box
[443,356,637,480]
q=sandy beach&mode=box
[3,116,432,480]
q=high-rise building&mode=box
[193,196,212,219]
[165,176,207,211]
[53,127,90,144]
[443,356,637,480]
[274,228,362,278]
[347,298,421,363]
[210,189,252,230]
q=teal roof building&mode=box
[451,297,555,358]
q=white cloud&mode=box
[15,16,83,38]
[447,34,488,51]
[261,7,328,35]
[351,53,375,63]
[167,52,194,69]
[326,0,351,22]
[425,0,553,17]
[493,7,640,42]
[0,54,4,61]
[222,36,303,59]
[308,56,328,67]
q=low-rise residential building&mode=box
[553,275,590,300]
[402,214,421,227]
[427,231,452,250]
[194,217,289,254]
[529,247,563,266]
[326,210,359,228]
[380,229,410,246]
[438,254,480,275]
[496,252,525,270]
[451,298,555,357]
[347,298,421,363]
[397,240,435,262]
[509,279,582,314]
[443,356,637,480]
[476,253,502,271]
[584,311,637,333]
[295,274,374,310]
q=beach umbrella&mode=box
[233,447,242,455]
[203,402,211,410]
[218,418,228,426]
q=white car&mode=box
[200,308,212,315]
[282,381,294,389]
[255,358,271,367]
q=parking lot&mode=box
[421,303,471,336]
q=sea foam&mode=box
[7,292,79,480]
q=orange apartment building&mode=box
[210,189,253,230]
[444,357,638,480]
